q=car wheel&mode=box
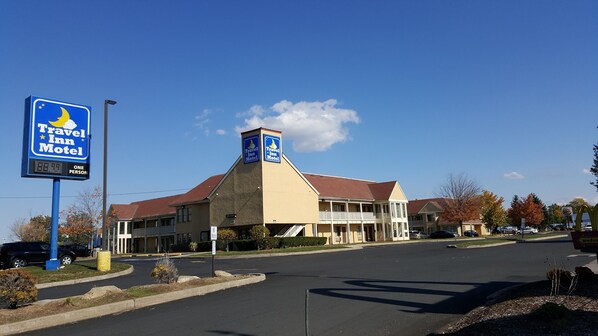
[11,258,27,268]
[60,255,73,265]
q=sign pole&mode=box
[45,178,61,270]
[210,226,217,277]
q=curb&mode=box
[35,265,135,289]
[1,274,266,335]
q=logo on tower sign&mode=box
[263,134,280,163]
[243,134,260,164]
[30,98,90,160]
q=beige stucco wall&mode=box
[210,158,264,228]
[388,182,408,201]
[261,155,319,225]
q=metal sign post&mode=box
[210,226,217,277]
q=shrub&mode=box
[218,229,238,252]
[151,255,179,284]
[533,302,571,320]
[574,266,596,282]
[249,225,271,250]
[0,269,38,309]
[280,237,327,248]
[188,241,198,252]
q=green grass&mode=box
[23,261,131,284]
[186,244,351,257]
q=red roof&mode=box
[111,195,180,221]
[110,204,138,220]
[303,174,398,201]
[170,174,224,206]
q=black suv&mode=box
[0,241,77,269]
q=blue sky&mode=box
[1,1,597,240]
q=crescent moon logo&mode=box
[48,107,77,129]
[49,107,70,127]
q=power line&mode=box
[0,188,190,200]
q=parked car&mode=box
[429,230,457,239]
[0,241,77,269]
[463,230,479,237]
[515,227,538,234]
[409,231,429,239]
[61,244,91,257]
[496,226,516,234]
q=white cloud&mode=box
[194,109,211,135]
[583,168,591,175]
[504,172,525,179]
[235,99,360,152]
[215,129,227,135]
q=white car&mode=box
[516,227,538,234]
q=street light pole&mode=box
[102,99,117,251]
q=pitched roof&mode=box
[111,195,180,221]
[303,174,398,201]
[110,204,138,220]
[170,174,225,207]
[132,194,180,219]
[368,181,397,200]
[407,198,448,214]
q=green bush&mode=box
[0,269,38,309]
[188,241,198,252]
[150,255,179,284]
[280,237,327,248]
[533,302,571,320]
[249,225,271,250]
[574,266,596,281]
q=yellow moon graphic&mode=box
[49,107,70,128]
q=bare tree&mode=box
[10,218,28,241]
[61,186,104,246]
[436,173,482,234]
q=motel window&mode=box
[402,203,407,217]
[119,222,125,234]
[427,214,435,222]
[332,204,345,212]
[362,204,373,213]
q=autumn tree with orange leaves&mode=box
[60,187,104,245]
[436,173,482,234]
[508,194,545,227]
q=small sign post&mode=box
[210,226,217,277]
[521,219,526,239]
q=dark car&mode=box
[0,241,77,269]
[62,244,91,257]
[429,230,457,239]
[463,230,479,237]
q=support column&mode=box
[360,203,365,243]
[345,200,351,244]
[144,219,148,253]
[329,201,334,245]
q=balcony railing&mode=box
[132,225,176,238]
[319,211,376,222]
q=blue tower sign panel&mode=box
[263,134,281,163]
[243,134,260,164]
[22,96,91,180]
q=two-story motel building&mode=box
[107,128,410,253]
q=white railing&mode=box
[319,212,376,222]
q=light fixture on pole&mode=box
[102,99,117,251]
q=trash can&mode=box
[97,251,111,271]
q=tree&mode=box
[546,204,565,224]
[11,215,52,241]
[436,173,482,234]
[567,198,590,214]
[508,194,545,227]
[531,193,548,227]
[249,225,270,250]
[480,191,507,231]
[61,186,104,246]
[59,211,94,245]
[590,128,598,191]
[217,229,237,252]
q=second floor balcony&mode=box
[319,211,376,223]
[132,225,176,238]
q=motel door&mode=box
[335,226,347,243]
[365,225,374,242]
